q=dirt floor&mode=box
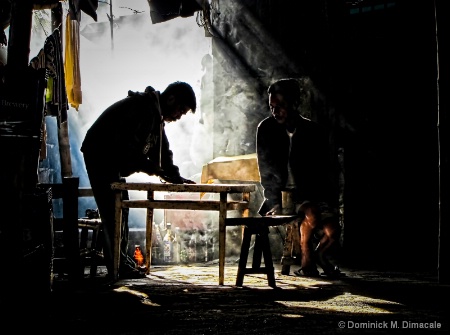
[15,261,448,335]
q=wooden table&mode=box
[111,182,256,284]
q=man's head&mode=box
[161,81,197,122]
[267,78,301,124]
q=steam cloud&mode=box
[32,2,212,225]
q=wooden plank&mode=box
[37,184,94,199]
[120,199,249,210]
[225,215,298,227]
[77,218,102,228]
[110,182,255,193]
[78,188,94,197]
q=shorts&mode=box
[295,200,338,221]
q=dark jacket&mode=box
[81,89,181,179]
[256,114,337,214]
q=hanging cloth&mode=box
[44,29,69,127]
[64,12,82,111]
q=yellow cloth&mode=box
[64,14,82,111]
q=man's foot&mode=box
[293,267,320,278]
[119,262,146,279]
[321,266,345,279]
[119,268,147,279]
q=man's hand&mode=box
[160,174,196,184]
[265,204,281,216]
[180,177,196,184]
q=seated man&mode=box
[256,78,342,278]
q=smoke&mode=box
[77,3,212,180]
[30,3,212,224]
[79,5,212,228]
[29,3,251,259]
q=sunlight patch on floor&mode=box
[276,292,402,314]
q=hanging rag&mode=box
[64,12,82,111]
[44,29,69,127]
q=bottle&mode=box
[179,229,188,263]
[163,223,174,263]
[180,247,188,263]
[195,229,204,262]
[152,221,163,264]
[134,245,144,267]
[205,229,214,262]
[173,227,181,264]
[188,228,197,262]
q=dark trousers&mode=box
[82,152,130,275]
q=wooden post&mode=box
[110,0,114,51]
[62,176,82,283]
[113,190,123,281]
[218,192,227,285]
[145,190,154,275]
[51,3,73,179]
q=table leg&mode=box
[218,192,227,285]
[145,209,153,275]
[242,192,250,218]
[114,192,123,281]
[145,191,154,275]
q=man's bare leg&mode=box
[315,218,343,277]
[296,202,320,276]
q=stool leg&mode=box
[89,228,99,278]
[252,231,263,269]
[236,227,252,287]
[80,227,88,250]
[79,227,88,277]
[260,231,276,287]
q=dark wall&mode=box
[211,0,439,271]
[336,2,438,270]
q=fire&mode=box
[134,245,144,267]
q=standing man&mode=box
[256,78,342,278]
[81,81,196,279]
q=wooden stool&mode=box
[225,215,297,288]
[78,218,103,278]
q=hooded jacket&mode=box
[81,88,181,180]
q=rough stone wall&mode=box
[210,0,337,157]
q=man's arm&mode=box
[158,130,195,184]
[256,122,282,211]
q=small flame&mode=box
[134,245,144,266]
[200,179,215,199]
